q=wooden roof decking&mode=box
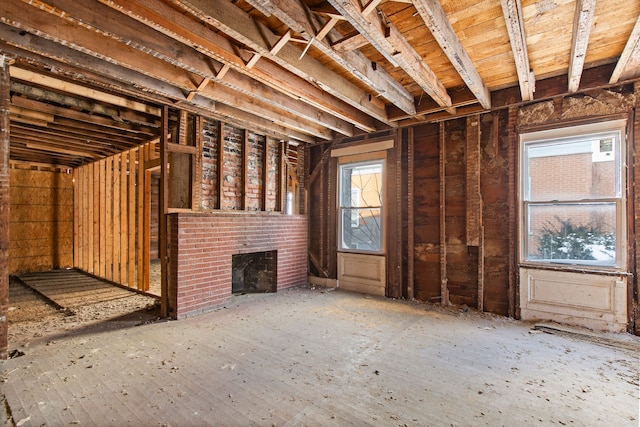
[1,0,639,166]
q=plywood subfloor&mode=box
[17,269,140,309]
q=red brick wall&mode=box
[201,119,282,212]
[167,212,308,319]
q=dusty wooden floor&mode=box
[2,286,639,426]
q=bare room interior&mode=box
[0,0,639,425]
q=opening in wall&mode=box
[232,251,277,294]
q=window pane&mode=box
[526,135,618,201]
[526,203,616,266]
[340,163,383,208]
[341,208,382,251]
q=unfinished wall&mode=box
[167,212,307,318]
[306,84,639,333]
[201,119,282,212]
[10,165,73,274]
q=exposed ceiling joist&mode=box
[245,0,417,115]
[326,0,452,109]
[610,14,640,83]
[0,2,335,142]
[98,0,376,133]
[10,67,160,116]
[568,0,596,92]
[174,0,391,125]
[411,0,491,109]
[501,0,535,101]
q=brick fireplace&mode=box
[167,212,307,318]
[232,250,277,293]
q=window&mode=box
[521,120,626,268]
[339,160,384,252]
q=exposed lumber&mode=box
[331,32,369,52]
[465,115,481,246]
[4,2,331,142]
[160,106,169,314]
[568,0,596,92]
[439,122,449,306]
[10,95,158,136]
[10,81,159,126]
[327,0,452,109]
[217,122,225,210]
[96,0,375,133]
[0,55,10,360]
[175,0,390,124]
[407,127,415,300]
[128,149,136,286]
[92,162,99,275]
[120,151,129,284]
[9,66,159,116]
[411,0,491,109]
[105,156,113,281]
[99,160,107,278]
[610,15,640,83]
[253,0,416,115]
[500,0,535,101]
[243,129,249,211]
[388,87,478,121]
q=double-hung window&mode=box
[521,120,626,268]
[339,160,384,253]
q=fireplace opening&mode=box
[232,251,277,294]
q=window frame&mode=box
[519,119,627,270]
[337,157,385,255]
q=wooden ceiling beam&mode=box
[568,0,596,92]
[0,4,329,143]
[172,0,390,125]
[10,81,160,126]
[10,124,124,153]
[610,15,640,83]
[331,33,369,52]
[10,95,158,136]
[326,0,452,109]
[500,0,535,101]
[411,0,491,109]
[387,87,478,121]
[251,0,416,115]
[97,0,374,133]
[9,67,160,117]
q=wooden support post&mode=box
[160,106,169,316]
[407,127,415,300]
[92,162,99,275]
[113,155,121,283]
[137,146,145,290]
[143,169,151,292]
[105,157,113,281]
[278,141,286,212]
[99,160,107,278]
[0,55,12,359]
[507,107,517,318]
[193,116,202,211]
[217,122,225,210]
[243,129,249,210]
[120,151,128,284]
[262,137,269,211]
[466,114,483,310]
[439,122,449,306]
[83,165,90,272]
[128,148,136,286]
[73,168,80,269]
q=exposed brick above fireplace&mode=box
[167,212,307,318]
